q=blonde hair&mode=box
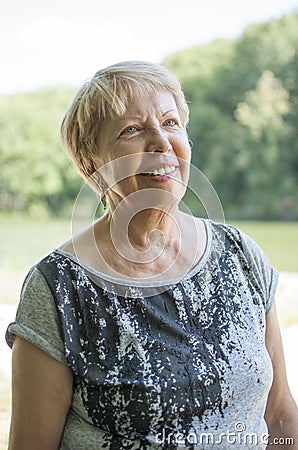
[60,61,189,187]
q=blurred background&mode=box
[1,0,298,447]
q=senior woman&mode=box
[6,61,298,449]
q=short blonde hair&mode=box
[60,61,189,184]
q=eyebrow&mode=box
[117,109,178,122]
[116,115,143,122]
[162,109,178,116]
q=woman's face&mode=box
[95,90,191,210]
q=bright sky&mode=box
[1,0,297,94]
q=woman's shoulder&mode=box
[204,219,274,276]
[58,216,112,272]
[207,220,279,313]
[206,219,254,250]
[58,220,95,257]
[206,219,269,265]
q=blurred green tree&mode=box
[0,86,81,216]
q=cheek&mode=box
[176,138,191,180]
[175,136,191,162]
[94,144,140,185]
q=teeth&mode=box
[145,165,176,176]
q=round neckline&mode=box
[54,218,212,288]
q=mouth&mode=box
[140,165,177,177]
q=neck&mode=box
[107,203,182,263]
[131,207,181,247]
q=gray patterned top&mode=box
[6,220,278,449]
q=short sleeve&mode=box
[240,231,279,315]
[5,267,67,365]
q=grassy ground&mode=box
[0,215,297,449]
[0,214,75,274]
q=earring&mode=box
[91,171,108,209]
[189,139,194,149]
[99,181,107,209]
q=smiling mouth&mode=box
[141,165,177,176]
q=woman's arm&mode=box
[8,336,73,450]
[265,302,298,449]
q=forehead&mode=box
[122,90,178,116]
[104,90,179,127]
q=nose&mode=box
[146,128,172,153]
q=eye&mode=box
[121,125,138,135]
[163,118,179,127]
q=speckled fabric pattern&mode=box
[6,220,278,449]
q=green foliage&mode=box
[0,86,81,216]
[165,13,298,220]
